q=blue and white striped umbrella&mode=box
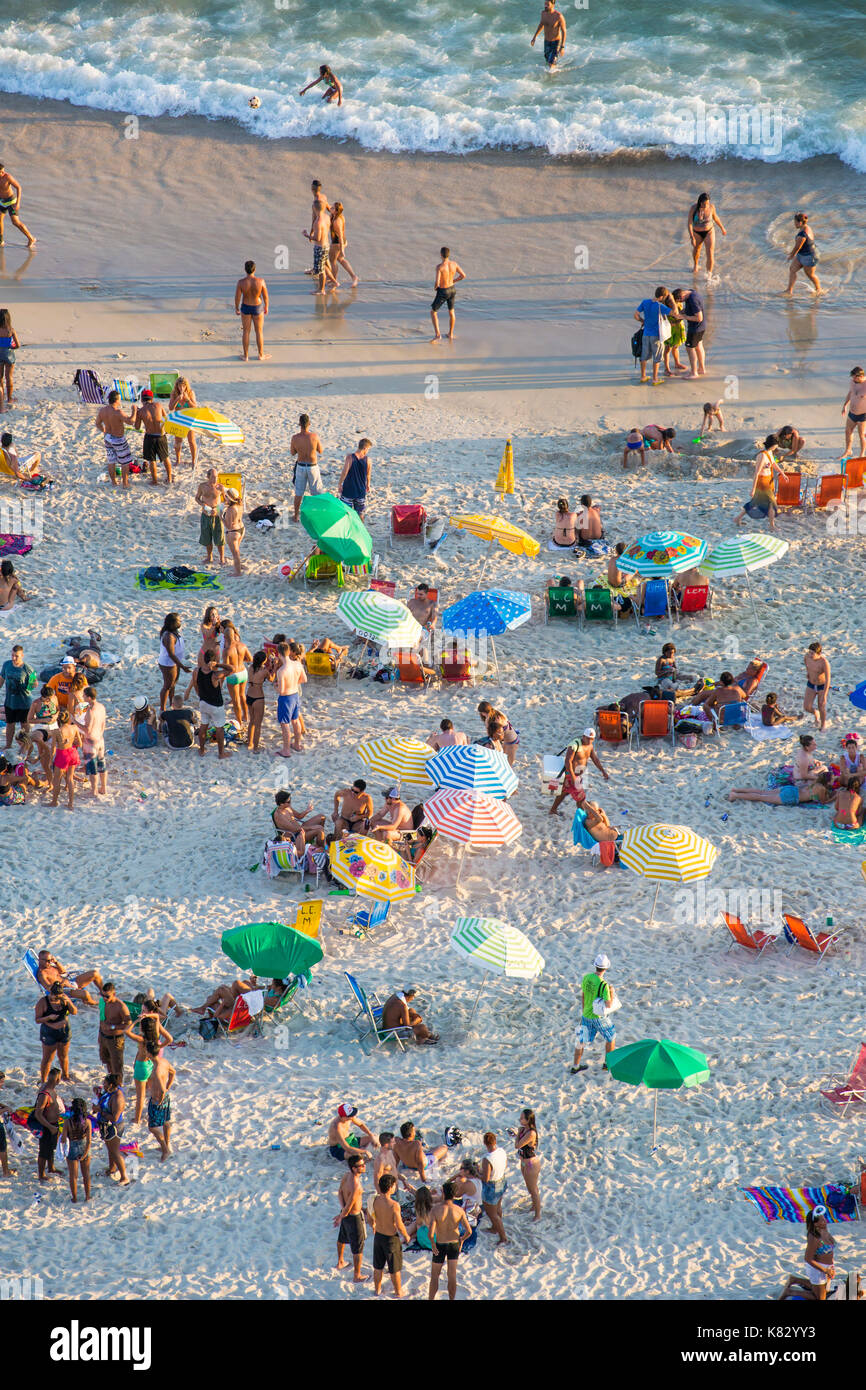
[441,589,531,637]
[428,744,518,798]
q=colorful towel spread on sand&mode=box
[0,533,33,558]
[831,824,866,845]
[741,1184,857,1223]
[136,568,222,591]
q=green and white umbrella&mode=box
[701,533,788,622]
[450,916,544,1026]
[337,590,423,649]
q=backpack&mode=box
[249,504,280,524]
[198,1017,219,1041]
[143,566,168,583]
[167,566,196,585]
[631,328,643,364]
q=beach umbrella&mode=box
[450,916,544,1027]
[494,438,515,496]
[617,530,708,577]
[328,836,416,903]
[337,590,422,649]
[618,822,718,922]
[220,920,323,978]
[299,494,373,568]
[428,744,518,798]
[701,533,789,623]
[441,588,531,677]
[848,681,866,712]
[166,405,244,445]
[356,736,435,789]
[606,1037,711,1151]
[449,513,540,579]
[422,787,522,889]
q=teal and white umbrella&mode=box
[450,916,544,1026]
[701,533,788,622]
[617,531,708,577]
[337,590,422,649]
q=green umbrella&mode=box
[221,921,323,979]
[300,494,372,567]
[606,1037,711,1151]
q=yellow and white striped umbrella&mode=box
[328,836,416,903]
[449,514,540,559]
[357,737,435,788]
[619,823,718,922]
[166,405,244,446]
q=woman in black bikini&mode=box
[245,650,273,752]
[514,1107,542,1221]
[35,982,76,1081]
[65,1094,92,1203]
[687,192,726,275]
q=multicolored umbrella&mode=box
[428,744,518,798]
[300,494,373,568]
[618,823,719,921]
[422,788,522,890]
[449,513,540,579]
[617,531,707,577]
[451,916,544,1026]
[357,736,435,788]
[337,590,422,649]
[701,533,788,622]
[166,405,244,445]
[606,1037,711,1150]
[328,836,416,903]
[441,588,531,674]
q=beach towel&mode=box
[746,711,796,743]
[136,567,222,591]
[742,1184,858,1224]
[547,538,577,553]
[831,824,866,845]
[0,533,33,558]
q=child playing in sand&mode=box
[700,401,725,433]
[621,428,646,469]
[761,692,797,726]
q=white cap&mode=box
[594,953,610,970]
[61,656,76,667]
[583,727,595,738]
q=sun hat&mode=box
[224,487,240,501]
[337,1103,357,1120]
[60,656,76,667]
[583,727,596,738]
[594,953,611,970]
[132,695,148,711]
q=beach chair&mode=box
[292,900,323,945]
[346,898,391,942]
[633,578,671,628]
[73,368,106,407]
[630,698,675,752]
[595,708,630,747]
[344,972,414,1052]
[818,1042,866,1117]
[389,504,426,547]
[811,474,845,511]
[111,376,142,403]
[721,912,777,956]
[674,585,712,620]
[149,371,179,399]
[580,586,617,629]
[711,700,749,733]
[224,989,266,1040]
[303,553,344,588]
[342,556,379,588]
[843,456,866,491]
[400,826,437,879]
[369,578,396,598]
[217,471,244,505]
[544,585,579,623]
[394,655,431,691]
[263,840,325,888]
[775,472,805,510]
[23,948,49,995]
[782,911,844,962]
[439,648,475,687]
[572,805,601,861]
[305,649,343,682]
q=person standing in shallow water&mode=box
[530,1,566,69]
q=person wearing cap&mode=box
[368,786,413,845]
[45,656,78,707]
[549,728,609,816]
[381,987,439,1045]
[332,778,374,836]
[570,954,618,1074]
[326,1104,378,1161]
[134,389,172,485]
[223,486,245,576]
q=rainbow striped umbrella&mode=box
[423,788,522,891]
[617,531,707,577]
[618,822,718,921]
[166,405,244,445]
[328,836,416,903]
[451,916,544,1026]
[337,591,422,649]
[427,744,518,798]
[357,736,435,788]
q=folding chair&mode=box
[775,472,805,510]
[674,584,712,620]
[818,1042,866,1116]
[545,585,579,623]
[369,578,397,598]
[305,649,342,682]
[811,474,845,511]
[346,898,391,942]
[344,972,414,1051]
[633,577,671,627]
[111,377,142,403]
[712,700,749,732]
[303,553,344,588]
[400,826,437,879]
[389,504,426,547]
[73,368,106,407]
[630,698,675,751]
[222,989,265,1040]
[580,586,618,629]
[782,911,844,962]
[439,654,475,687]
[721,912,777,956]
[595,708,630,747]
[217,471,244,505]
[23,948,49,995]
[263,840,325,887]
[149,371,179,399]
[394,655,431,691]
[843,457,866,491]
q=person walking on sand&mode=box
[371,1174,410,1298]
[428,1182,472,1301]
[530,0,566,69]
[571,952,618,1074]
[95,389,136,489]
[64,1095,92,1203]
[291,413,325,520]
[300,63,343,105]
[234,259,270,361]
[329,202,358,286]
[334,1153,369,1283]
[480,1131,508,1245]
[842,366,866,458]
[687,192,726,276]
[549,728,609,815]
[167,375,198,469]
[195,468,227,565]
[305,181,338,294]
[803,641,830,731]
[430,247,466,342]
[275,640,306,757]
[146,1053,176,1161]
[785,212,824,297]
[134,388,172,485]
[0,163,36,247]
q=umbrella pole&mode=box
[745,568,759,625]
[455,842,468,891]
[652,1090,658,1153]
[650,883,661,924]
[467,972,488,1029]
[478,536,493,584]
[489,635,499,680]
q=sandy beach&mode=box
[0,91,864,1302]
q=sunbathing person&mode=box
[727,772,833,807]
[701,672,748,722]
[308,637,348,668]
[326,1103,378,1160]
[605,543,633,592]
[833,778,863,829]
[369,786,413,843]
[35,949,103,1007]
[583,800,620,842]
[761,692,797,726]
[551,497,581,548]
[0,431,49,482]
[271,788,326,846]
[576,494,604,548]
[671,565,708,597]
[734,658,766,699]
[0,559,29,610]
[191,975,259,1021]
[333,778,375,836]
[381,987,439,1045]
[393,1121,449,1181]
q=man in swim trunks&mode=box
[407,581,439,635]
[368,786,413,845]
[195,468,227,565]
[335,1154,369,1282]
[333,778,375,835]
[98,983,131,1081]
[234,259,269,361]
[842,366,866,458]
[701,671,748,725]
[430,247,466,343]
[134,389,172,485]
[33,1070,62,1181]
[530,0,567,69]
[371,1174,410,1298]
[327,1104,378,1161]
[36,949,103,1007]
[304,182,338,295]
[146,1053,176,1161]
[548,728,610,815]
[95,390,136,489]
[803,641,830,732]
[275,640,306,756]
[381,987,439,1045]
[393,1121,449,1183]
[291,413,325,522]
[0,163,36,247]
[428,1182,472,1301]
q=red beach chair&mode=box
[721,912,776,956]
[389,505,426,547]
[818,1042,866,1116]
[782,912,844,961]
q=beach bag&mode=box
[593,984,621,1018]
[249,504,280,525]
[143,566,168,584]
[198,1017,219,1041]
[630,328,643,363]
[167,565,196,584]
[659,313,672,344]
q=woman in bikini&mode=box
[834,777,863,829]
[223,487,245,577]
[245,650,273,752]
[222,621,252,725]
[50,710,83,810]
[95,1073,129,1184]
[35,982,77,1081]
[64,1094,92,1203]
[735,436,786,532]
[477,701,519,765]
[687,191,726,275]
[329,202,358,288]
[127,1003,173,1125]
[513,1108,542,1222]
[551,497,580,549]
[727,771,834,807]
[167,376,197,469]
[778,1207,836,1301]
[26,684,59,781]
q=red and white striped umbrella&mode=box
[422,788,522,846]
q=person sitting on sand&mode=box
[326,1103,378,1160]
[369,786,413,844]
[777,1207,836,1302]
[836,734,865,786]
[576,494,604,547]
[0,558,29,610]
[551,497,581,546]
[700,400,725,433]
[35,949,103,1008]
[621,429,646,470]
[793,734,826,786]
[728,772,834,807]
[381,987,439,1046]
[130,695,159,748]
[701,672,747,722]
[761,692,797,726]
[0,430,48,482]
[641,424,677,452]
[393,1121,449,1181]
[834,777,863,829]
[333,778,374,835]
[272,788,327,846]
[428,718,468,750]
[583,800,620,842]
[775,424,805,461]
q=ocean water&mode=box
[1,1,864,168]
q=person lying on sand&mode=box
[727,772,833,807]
[381,987,439,1045]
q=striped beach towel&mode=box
[742,1184,857,1223]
